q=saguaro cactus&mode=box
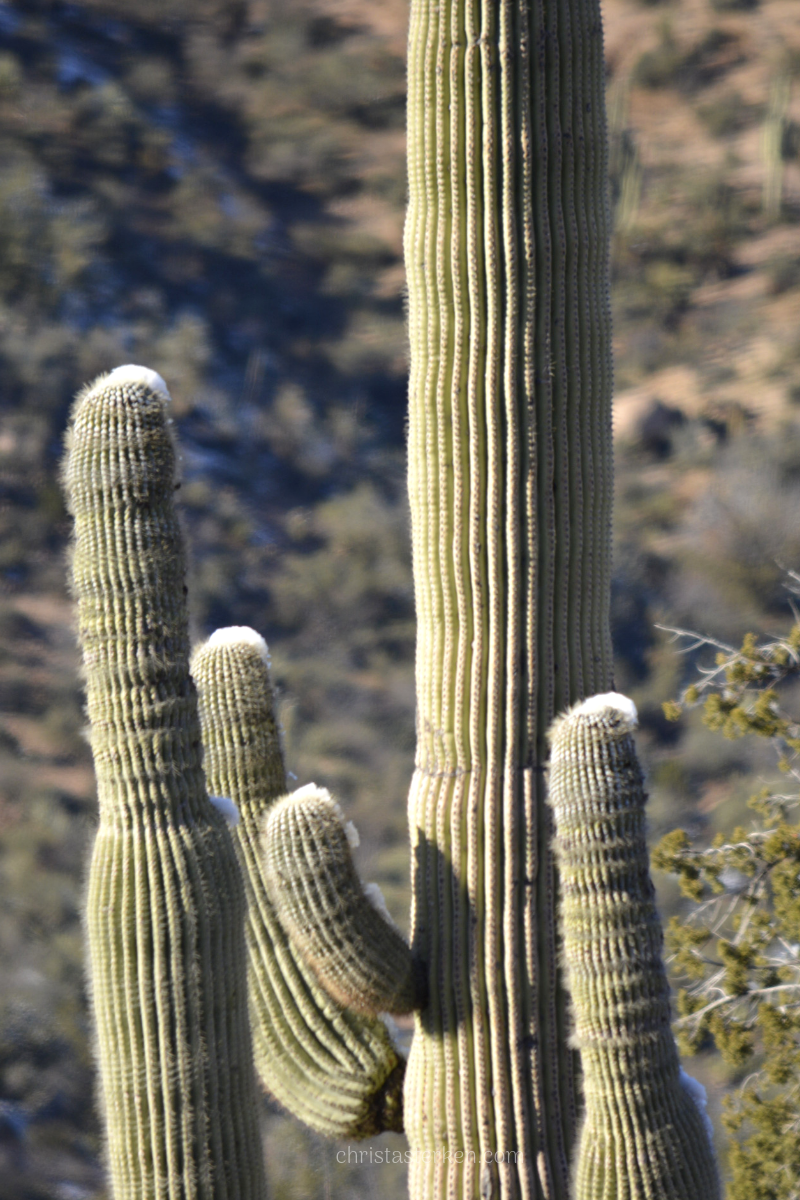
[403,0,614,1196]
[63,0,649,1194]
[548,695,720,1200]
[63,367,266,1200]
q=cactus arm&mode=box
[63,368,266,1200]
[190,630,405,1138]
[263,783,424,1016]
[547,694,721,1200]
[404,1,614,1196]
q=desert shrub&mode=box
[655,608,800,1198]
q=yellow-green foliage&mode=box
[654,618,800,1197]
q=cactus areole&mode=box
[403,1,614,1197]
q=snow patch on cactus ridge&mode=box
[363,882,397,927]
[679,1069,716,1151]
[209,795,240,827]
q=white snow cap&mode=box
[104,364,171,401]
[574,692,638,725]
[209,795,240,827]
[205,626,270,666]
[679,1068,716,1150]
[291,782,331,806]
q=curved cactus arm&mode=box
[547,694,721,1200]
[63,368,267,1200]
[190,629,405,1138]
[263,783,425,1017]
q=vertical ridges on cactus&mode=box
[263,783,423,1016]
[404,1,613,1196]
[191,631,406,1138]
[63,368,266,1200]
[548,694,720,1200]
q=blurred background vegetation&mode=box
[1,0,799,1195]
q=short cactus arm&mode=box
[63,368,266,1200]
[263,783,425,1016]
[547,694,721,1200]
[191,629,405,1138]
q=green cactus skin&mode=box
[404,1,614,1196]
[263,783,424,1016]
[548,694,721,1200]
[63,368,267,1200]
[191,629,406,1138]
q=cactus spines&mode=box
[404,0,614,1195]
[548,694,720,1200]
[63,368,266,1200]
[190,629,406,1138]
[263,784,423,1016]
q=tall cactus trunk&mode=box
[403,1,614,1197]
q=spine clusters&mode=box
[548,695,720,1200]
[404,1,614,1195]
[63,368,266,1200]
[191,630,406,1138]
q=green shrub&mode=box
[655,616,800,1197]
